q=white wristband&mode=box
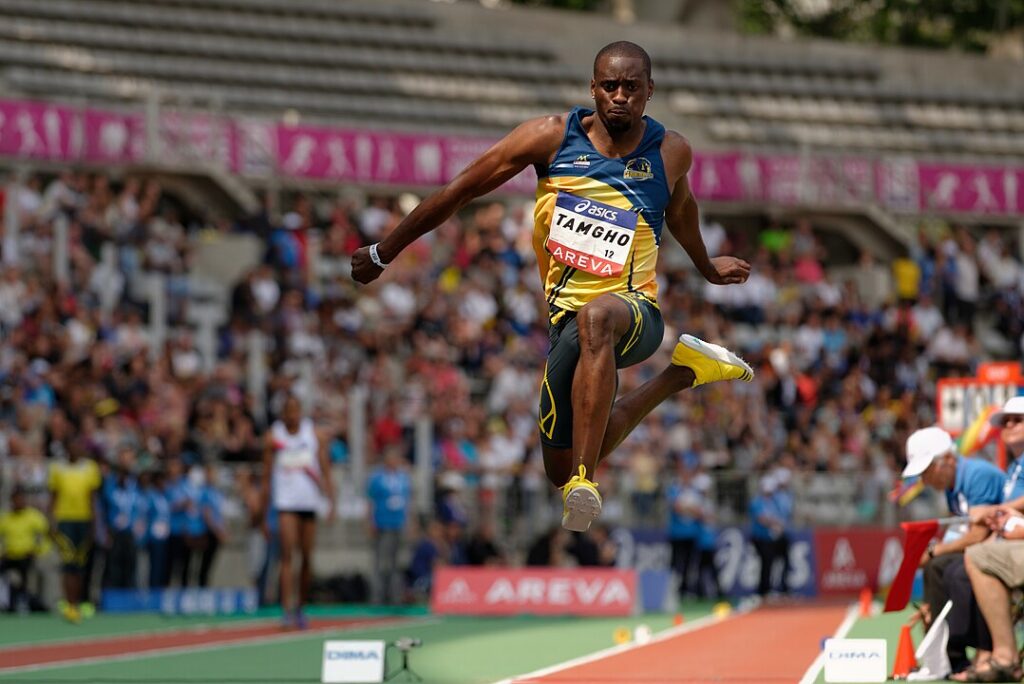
[369,243,388,269]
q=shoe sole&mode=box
[562,487,602,532]
[678,334,754,382]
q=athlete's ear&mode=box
[647,79,655,101]
[590,78,596,99]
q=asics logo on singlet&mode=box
[572,199,619,222]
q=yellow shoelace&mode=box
[565,463,598,489]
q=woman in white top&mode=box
[261,395,335,629]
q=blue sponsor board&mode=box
[613,526,818,602]
[100,587,259,615]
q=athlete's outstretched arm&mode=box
[662,135,749,285]
[351,116,564,284]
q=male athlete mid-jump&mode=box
[352,41,753,532]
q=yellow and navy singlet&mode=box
[533,106,671,313]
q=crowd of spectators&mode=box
[0,168,1022,606]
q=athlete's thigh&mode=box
[278,512,300,554]
[612,294,665,369]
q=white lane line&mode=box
[491,608,746,684]
[797,604,860,684]
[0,617,441,676]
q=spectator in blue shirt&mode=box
[666,463,701,599]
[693,473,722,600]
[197,463,227,588]
[142,469,171,589]
[166,458,204,587]
[367,446,411,604]
[749,474,785,597]
[770,467,795,596]
[902,426,1006,674]
[102,448,144,589]
[22,359,56,409]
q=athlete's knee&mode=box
[280,547,294,565]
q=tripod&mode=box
[385,645,423,682]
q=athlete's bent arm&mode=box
[662,134,749,285]
[351,116,564,284]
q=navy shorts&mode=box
[55,521,92,573]
[538,292,664,449]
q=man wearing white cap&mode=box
[903,426,1007,675]
[952,396,1024,682]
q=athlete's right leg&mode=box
[599,333,754,458]
[599,365,694,458]
[277,512,299,625]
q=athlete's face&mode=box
[591,54,652,135]
[283,397,302,428]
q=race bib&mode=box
[546,192,638,277]
[279,445,315,469]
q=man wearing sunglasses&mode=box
[953,396,1024,682]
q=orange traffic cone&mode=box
[891,624,917,679]
[859,586,873,617]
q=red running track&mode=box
[0,618,396,671]
[515,603,848,683]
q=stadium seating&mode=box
[0,0,1021,157]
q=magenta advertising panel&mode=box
[2,97,1023,215]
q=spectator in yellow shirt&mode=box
[48,449,102,623]
[892,256,921,303]
[0,487,49,613]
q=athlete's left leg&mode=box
[296,514,316,629]
[569,294,635,480]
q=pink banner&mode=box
[0,100,79,161]
[3,96,1024,215]
[274,123,537,191]
[81,108,144,164]
[917,162,1024,215]
[431,567,636,616]
[693,152,1024,215]
[157,110,232,169]
[277,124,439,184]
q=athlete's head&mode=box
[591,41,653,135]
[10,487,25,511]
[282,394,302,430]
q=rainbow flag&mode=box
[890,478,925,507]
[956,405,1000,455]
